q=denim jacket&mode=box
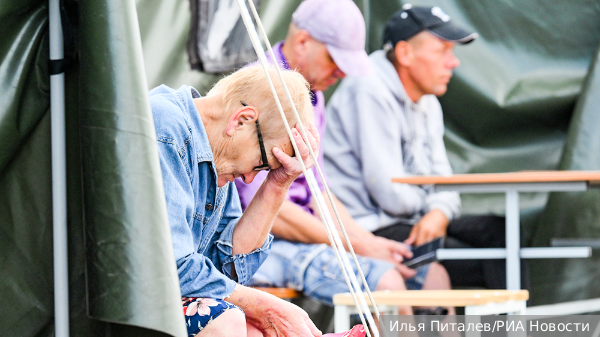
[150,84,273,299]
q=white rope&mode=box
[305,170,379,336]
[245,0,382,322]
[244,0,383,328]
[233,2,371,331]
[244,0,381,321]
[236,0,381,335]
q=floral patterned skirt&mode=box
[182,297,244,336]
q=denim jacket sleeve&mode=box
[213,185,273,285]
[156,136,238,299]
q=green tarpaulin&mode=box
[2,0,183,336]
[1,0,599,336]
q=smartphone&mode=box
[402,237,445,269]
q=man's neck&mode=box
[396,66,423,103]
[280,41,298,71]
[281,40,318,106]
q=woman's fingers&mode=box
[292,124,320,168]
[272,146,294,170]
[292,127,310,163]
[306,123,320,155]
[268,124,321,185]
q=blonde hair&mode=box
[207,66,314,142]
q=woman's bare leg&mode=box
[195,308,247,337]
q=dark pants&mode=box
[373,215,530,290]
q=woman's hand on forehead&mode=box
[267,123,320,186]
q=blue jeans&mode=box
[250,240,429,305]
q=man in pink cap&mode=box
[236,0,453,316]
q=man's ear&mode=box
[394,41,413,67]
[225,106,258,137]
[293,29,311,56]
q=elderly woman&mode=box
[150,66,321,337]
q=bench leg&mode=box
[334,305,351,333]
[513,301,526,315]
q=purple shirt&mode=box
[235,41,328,214]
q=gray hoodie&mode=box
[324,50,461,232]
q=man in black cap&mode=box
[325,4,527,289]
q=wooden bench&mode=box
[253,287,301,300]
[332,289,529,332]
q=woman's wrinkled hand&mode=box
[240,287,322,337]
[268,123,320,187]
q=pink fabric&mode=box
[323,325,366,337]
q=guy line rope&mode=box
[235,0,381,336]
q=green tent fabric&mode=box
[530,44,600,305]
[1,1,55,335]
[78,0,184,335]
[3,0,600,336]
[1,0,184,336]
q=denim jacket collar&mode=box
[176,85,214,163]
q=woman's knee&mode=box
[195,308,247,337]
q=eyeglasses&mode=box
[241,101,270,171]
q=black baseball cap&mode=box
[383,4,478,51]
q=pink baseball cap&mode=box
[292,0,374,76]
